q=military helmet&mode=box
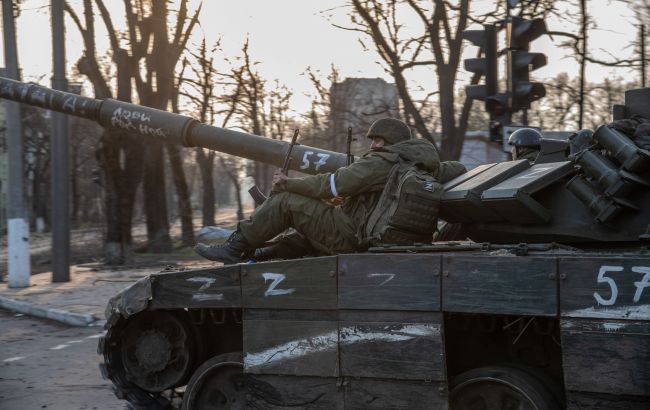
[508,128,542,147]
[366,118,412,145]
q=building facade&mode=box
[329,78,400,155]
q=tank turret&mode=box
[2,76,650,245]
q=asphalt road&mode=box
[0,309,126,410]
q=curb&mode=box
[0,295,98,327]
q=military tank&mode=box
[1,76,649,409]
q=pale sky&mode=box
[0,0,641,116]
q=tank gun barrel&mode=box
[0,76,347,174]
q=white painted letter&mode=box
[300,151,314,170]
[631,266,650,303]
[314,153,330,171]
[593,265,622,306]
[262,273,295,297]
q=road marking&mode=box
[3,356,26,362]
[50,344,70,350]
[85,333,105,339]
[67,340,84,344]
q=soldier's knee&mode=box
[268,191,293,203]
[265,191,301,208]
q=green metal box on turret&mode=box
[481,161,576,224]
[439,159,530,222]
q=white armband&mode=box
[329,174,339,197]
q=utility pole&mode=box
[51,0,70,282]
[2,0,31,288]
[642,25,646,88]
[578,0,587,130]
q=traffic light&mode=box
[486,93,511,141]
[506,17,547,111]
[463,24,512,141]
[462,24,498,102]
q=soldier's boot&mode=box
[252,244,280,262]
[193,231,253,264]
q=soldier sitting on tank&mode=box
[193,118,446,264]
[508,128,542,162]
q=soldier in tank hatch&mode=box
[194,118,465,264]
[508,128,542,162]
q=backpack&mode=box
[362,159,444,246]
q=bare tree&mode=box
[218,156,245,220]
[527,74,631,131]
[66,0,201,259]
[217,39,269,191]
[123,0,200,252]
[181,39,220,227]
[169,61,195,246]
[343,0,475,160]
[66,0,142,263]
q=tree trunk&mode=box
[196,148,216,226]
[142,141,172,253]
[167,143,194,246]
[233,178,244,220]
[438,70,462,160]
[96,130,128,264]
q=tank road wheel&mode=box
[120,311,196,392]
[450,365,561,410]
[181,352,245,410]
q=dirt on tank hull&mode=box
[99,245,650,409]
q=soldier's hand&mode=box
[271,170,288,193]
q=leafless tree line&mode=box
[4,0,647,265]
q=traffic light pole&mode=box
[3,0,31,288]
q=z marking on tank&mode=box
[244,324,439,369]
[187,277,224,301]
[368,273,396,286]
[187,277,216,291]
[262,273,295,297]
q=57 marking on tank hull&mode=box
[564,263,650,320]
[593,265,650,306]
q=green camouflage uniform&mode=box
[239,139,440,254]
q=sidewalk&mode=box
[0,257,217,327]
[0,205,249,326]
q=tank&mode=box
[1,76,650,409]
